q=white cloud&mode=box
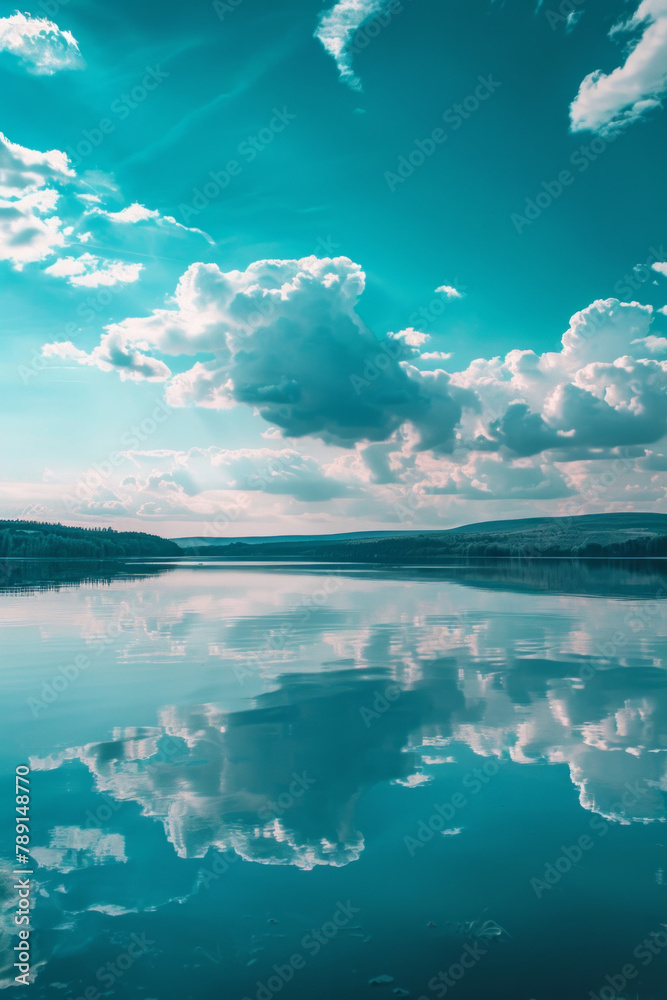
[120,446,357,503]
[435,284,464,299]
[0,12,83,75]
[86,202,214,244]
[43,330,171,382]
[0,131,76,267]
[315,0,390,90]
[415,452,573,501]
[50,255,469,452]
[0,132,214,272]
[570,0,667,134]
[0,131,74,196]
[44,252,143,287]
[43,258,667,474]
[0,186,69,267]
[652,260,667,276]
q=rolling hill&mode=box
[173,513,667,561]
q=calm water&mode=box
[1,562,666,999]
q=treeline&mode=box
[187,529,667,562]
[0,520,180,559]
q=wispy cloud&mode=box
[315,0,390,90]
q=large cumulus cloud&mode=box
[48,256,469,450]
[42,258,667,475]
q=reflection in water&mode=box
[0,558,175,594]
[30,653,667,877]
[2,562,667,998]
[32,667,466,868]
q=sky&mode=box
[1,0,666,537]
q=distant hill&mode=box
[173,530,407,549]
[0,521,180,559]
[173,513,667,561]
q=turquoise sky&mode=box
[1,0,666,534]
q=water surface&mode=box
[1,561,666,999]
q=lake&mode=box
[1,561,666,999]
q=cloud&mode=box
[0,132,213,272]
[44,252,143,287]
[122,446,358,503]
[435,284,464,299]
[0,132,74,195]
[56,255,469,451]
[315,0,391,90]
[570,0,667,134]
[0,12,84,75]
[0,186,69,267]
[42,330,171,381]
[42,258,667,479]
[0,131,76,267]
[450,298,667,457]
[416,453,573,501]
[86,202,214,244]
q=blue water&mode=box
[1,562,666,999]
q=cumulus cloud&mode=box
[0,132,213,272]
[447,299,667,460]
[570,0,667,134]
[51,255,469,451]
[0,131,77,267]
[42,330,171,381]
[315,0,391,90]
[44,252,142,287]
[0,12,84,75]
[44,256,667,488]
